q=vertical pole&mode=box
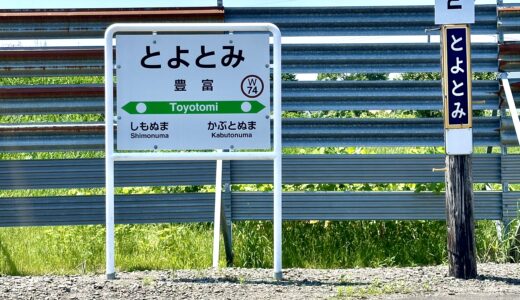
[271,26,282,281]
[104,28,116,280]
[220,184,234,266]
[445,155,477,279]
[221,163,234,266]
[440,23,476,279]
[212,155,223,269]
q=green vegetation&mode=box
[0,73,517,276]
[335,279,414,298]
[0,219,515,275]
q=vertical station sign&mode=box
[436,0,474,155]
[442,25,472,129]
[116,34,270,150]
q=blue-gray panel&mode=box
[502,192,520,220]
[498,5,520,34]
[0,159,226,189]
[0,117,503,152]
[282,80,502,111]
[0,7,224,39]
[0,43,498,77]
[0,155,501,190]
[0,191,503,227]
[502,155,520,182]
[231,192,502,221]
[1,80,505,115]
[0,194,217,226]
[282,117,500,148]
[225,5,497,36]
[281,43,497,73]
[231,154,501,184]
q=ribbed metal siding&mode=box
[0,117,504,152]
[0,191,502,227]
[0,4,518,227]
[3,80,513,115]
[0,155,501,190]
[0,7,224,39]
[225,5,497,36]
[231,192,502,221]
[498,6,520,34]
[0,43,498,77]
[231,155,501,184]
[0,194,219,226]
[502,192,520,220]
[0,159,228,189]
[501,155,520,183]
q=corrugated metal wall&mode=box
[0,4,519,226]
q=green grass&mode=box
[0,76,104,86]
[0,220,514,275]
[335,279,414,299]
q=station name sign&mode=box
[442,25,472,129]
[115,34,270,151]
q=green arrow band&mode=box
[122,100,266,115]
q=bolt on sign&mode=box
[116,34,270,150]
[441,25,473,154]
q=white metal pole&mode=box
[104,27,116,280]
[213,154,223,269]
[270,25,283,281]
[502,77,520,145]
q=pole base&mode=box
[107,273,116,280]
[274,271,283,281]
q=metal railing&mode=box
[0,4,520,228]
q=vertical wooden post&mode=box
[445,155,477,279]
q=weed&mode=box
[335,280,412,298]
[142,276,154,286]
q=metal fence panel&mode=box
[0,155,502,190]
[0,191,503,227]
[0,4,518,227]
[225,5,497,36]
[0,43,498,77]
[0,117,504,152]
[0,194,217,226]
[0,8,224,39]
[230,154,501,184]
[503,192,520,220]
[231,192,502,221]
[2,80,510,115]
[2,80,509,115]
[498,6,520,34]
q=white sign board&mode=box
[445,128,473,155]
[116,34,270,150]
[435,0,475,25]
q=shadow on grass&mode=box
[0,241,19,275]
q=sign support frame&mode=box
[104,23,283,280]
[436,0,477,279]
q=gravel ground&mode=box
[0,263,518,299]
